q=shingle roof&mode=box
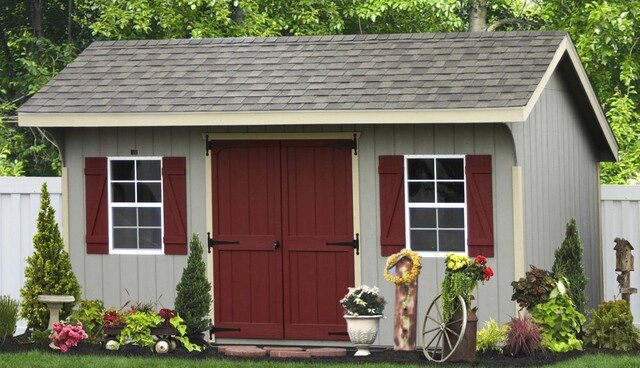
[19,31,567,114]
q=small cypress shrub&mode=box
[552,218,587,313]
[20,183,81,330]
[175,234,212,335]
[584,300,640,351]
[0,295,20,341]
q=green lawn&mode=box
[1,351,640,368]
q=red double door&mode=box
[211,140,355,340]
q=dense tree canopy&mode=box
[0,0,638,182]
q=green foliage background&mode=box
[175,234,212,335]
[1,0,639,182]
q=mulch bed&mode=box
[1,334,637,367]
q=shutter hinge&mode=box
[207,232,240,253]
[205,135,213,156]
[351,133,358,156]
[328,331,349,336]
[209,326,241,339]
[325,233,359,255]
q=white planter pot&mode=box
[344,315,382,356]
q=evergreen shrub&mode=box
[175,234,212,335]
[552,218,587,313]
[584,300,640,351]
[20,183,81,330]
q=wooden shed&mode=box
[18,31,617,346]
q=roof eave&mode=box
[523,35,619,162]
[17,107,526,127]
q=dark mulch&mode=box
[0,334,637,367]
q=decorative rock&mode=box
[217,345,257,354]
[263,346,303,352]
[224,347,267,358]
[306,348,348,357]
[269,350,311,358]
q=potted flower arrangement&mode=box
[340,285,386,356]
[441,253,494,362]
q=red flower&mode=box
[483,267,494,280]
[159,308,175,320]
[475,255,487,265]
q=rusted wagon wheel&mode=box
[421,294,467,362]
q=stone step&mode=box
[269,350,312,358]
[223,347,267,358]
[262,346,304,352]
[306,347,348,357]
[217,345,257,354]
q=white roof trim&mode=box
[18,108,525,127]
[523,35,618,160]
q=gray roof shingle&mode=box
[19,31,567,114]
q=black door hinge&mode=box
[205,135,213,156]
[328,331,349,336]
[326,233,359,255]
[209,326,241,339]
[207,232,240,253]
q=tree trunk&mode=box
[393,257,418,351]
[31,0,45,37]
[469,0,487,32]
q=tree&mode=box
[552,218,587,313]
[175,234,212,336]
[20,183,81,330]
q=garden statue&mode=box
[614,237,637,303]
[384,249,421,351]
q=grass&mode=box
[1,351,640,368]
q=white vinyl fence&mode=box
[0,177,62,334]
[601,185,640,324]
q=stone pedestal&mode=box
[37,295,75,330]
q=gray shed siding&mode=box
[64,123,515,346]
[509,71,602,307]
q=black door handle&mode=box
[273,240,280,250]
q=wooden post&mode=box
[393,257,418,351]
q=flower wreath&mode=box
[384,249,422,285]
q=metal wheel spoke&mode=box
[446,318,464,326]
[443,328,453,350]
[444,326,460,339]
[426,330,441,348]
[434,300,443,321]
[434,330,442,353]
[425,314,441,324]
[423,326,441,335]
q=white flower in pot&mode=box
[340,285,386,356]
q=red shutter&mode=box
[465,155,494,257]
[85,157,109,254]
[163,157,187,255]
[379,155,406,256]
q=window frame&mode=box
[403,154,467,257]
[107,156,164,255]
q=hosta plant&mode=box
[530,281,585,353]
[49,322,88,352]
[477,318,509,353]
[584,300,640,351]
[504,315,541,357]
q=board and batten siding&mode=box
[601,185,640,325]
[65,123,514,346]
[509,70,602,307]
[0,177,62,334]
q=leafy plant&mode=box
[584,300,640,351]
[103,309,125,328]
[118,311,163,350]
[169,315,203,352]
[339,285,385,316]
[530,283,585,353]
[511,265,557,311]
[30,329,52,344]
[20,183,81,330]
[0,295,20,342]
[175,234,212,335]
[49,322,88,352]
[69,299,105,344]
[504,315,542,357]
[441,254,494,322]
[476,318,509,353]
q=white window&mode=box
[108,157,163,254]
[404,155,466,257]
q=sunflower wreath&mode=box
[384,249,422,285]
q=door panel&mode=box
[281,141,354,340]
[212,141,283,339]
